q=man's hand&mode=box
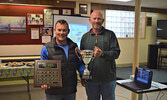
[81,79,86,87]
[94,46,102,57]
[41,84,50,89]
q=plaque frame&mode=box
[34,60,62,87]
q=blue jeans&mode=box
[85,80,116,100]
[46,93,76,100]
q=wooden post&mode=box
[131,0,141,100]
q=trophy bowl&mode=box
[75,48,93,79]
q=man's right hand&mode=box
[41,84,50,89]
[81,79,86,87]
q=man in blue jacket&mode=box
[80,11,120,100]
[40,19,84,100]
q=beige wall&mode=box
[117,13,167,66]
[0,45,43,56]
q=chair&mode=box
[157,44,167,70]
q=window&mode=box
[105,10,135,38]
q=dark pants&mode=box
[85,80,116,100]
[46,93,76,100]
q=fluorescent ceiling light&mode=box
[107,0,132,2]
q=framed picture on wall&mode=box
[40,27,53,36]
[31,28,40,39]
[42,36,51,43]
[76,2,91,16]
[0,16,26,34]
[62,9,71,15]
[27,13,44,25]
[79,4,88,14]
[44,9,59,27]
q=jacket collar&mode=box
[89,26,105,35]
[52,37,77,48]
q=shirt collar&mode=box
[90,26,104,35]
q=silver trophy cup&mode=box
[75,48,93,79]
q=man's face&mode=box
[54,23,69,44]
[89,12,104,30]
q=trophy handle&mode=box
[75,47,81,60]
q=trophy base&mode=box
[82,75,92,80]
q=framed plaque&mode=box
[76,2,91,16]
[34,60,62,87]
